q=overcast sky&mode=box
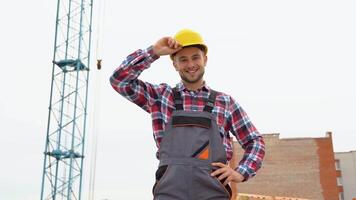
[0,0,355,199]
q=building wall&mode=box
[232,133,339,200]
[334,151,356,200]
[316,134,340,199]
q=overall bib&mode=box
[152,88,232,200]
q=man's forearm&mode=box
[110,46,159,92]
[236,135,265,181]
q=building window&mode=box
[337,177,343,186]
[335,160,341,170]
[339,192,344,200]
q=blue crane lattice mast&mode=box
[40,0,94,199]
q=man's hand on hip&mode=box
[211,162,245,185]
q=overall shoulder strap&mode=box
[203,90,217,113]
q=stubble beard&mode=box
[179,70,205,84]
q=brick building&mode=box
[231,132,339,200]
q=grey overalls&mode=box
[152,88,232,200]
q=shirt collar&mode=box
[175,81,210,92]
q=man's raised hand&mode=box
[153,37,182,56]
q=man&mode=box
[110,29,265,200]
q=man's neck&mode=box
[182,80,204,91]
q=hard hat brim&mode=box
[170,44,208,60]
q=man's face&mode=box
[173,46,207,85]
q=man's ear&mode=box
[204,55,208,66]
[172,60,179,71]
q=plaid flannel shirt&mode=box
[110,46,265,180]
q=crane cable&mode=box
[87,70,102,200]
[88,0,106,199]
[95,0,105,71]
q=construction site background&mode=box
[228,132,344,200]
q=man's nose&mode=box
[186,59,195,68]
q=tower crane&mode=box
[40,0,94,199]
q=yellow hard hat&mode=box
[170,29,208,59]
